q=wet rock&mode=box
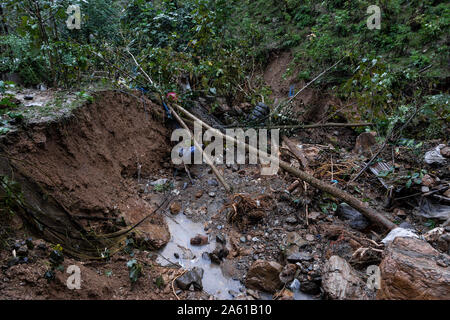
[216,234,226,244]
[300,280,321,295]
[287,252,313,263]
[169,202,181,215]
[209,243,229,264]
[378,237,450,300]
[336,203,370,230]
[322,255,369,300]
[175,267,204,291]
[207,179,219,186]
[245,260,283,293]
[190,234,209,246]
[279,264,297,284]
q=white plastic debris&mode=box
[382,227,419,245]
[290,278,301,291]
[150,178,169,186]
[424,144,447,165]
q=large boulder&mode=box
[245,260,283,293]
[378,237,450,300]
[322,255,370,300]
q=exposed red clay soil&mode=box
[0,90,172,249]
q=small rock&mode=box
[285,216,297,225]
[24,95,34,101]
[393,208,407,217]
[322,256,370,300]
[208,192,216,198]
[279,264,297,284]
[216,234,226,244]
[440,146,450,158]
[287,252,313,263]
[245,260,283,293]
[207,179,219,186]
[336,203,370,230]
[240,237,246,243]
[169,202,181,215]
[190,234,209,246]
[305,234,315,242]
[195,190,203,198]
[176,267,204,291]
[300,280,321,295]
[421,174,434,187]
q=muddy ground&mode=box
[0,53,449,300]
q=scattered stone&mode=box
[378,237,450,300]
[440,146,450,158]
[300,280,321,295]
[336,203,370,230]
[285,216,297,225]
[279,264,297,284]
[240,236,246,243]
[308,211,321,221]
[195,190,203,198]
[305,234,315,242]
[169,202,181,215]
[190,234,209,246]
[208,192,216,197]
[421,174,435,187]
[245,260,283,293]
[209,243,229,264]
[393,208,407,217]
[175,267,204,291]
[322,255,369,300]
[207,179,219,186]
[216,234,226,244]
[287,252,313,263]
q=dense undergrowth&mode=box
[0,0,449,138]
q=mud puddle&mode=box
[157,212,243,300]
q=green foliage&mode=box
[126,259,142,284]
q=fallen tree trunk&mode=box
[172,103,397,231]
[167,104,232,194]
